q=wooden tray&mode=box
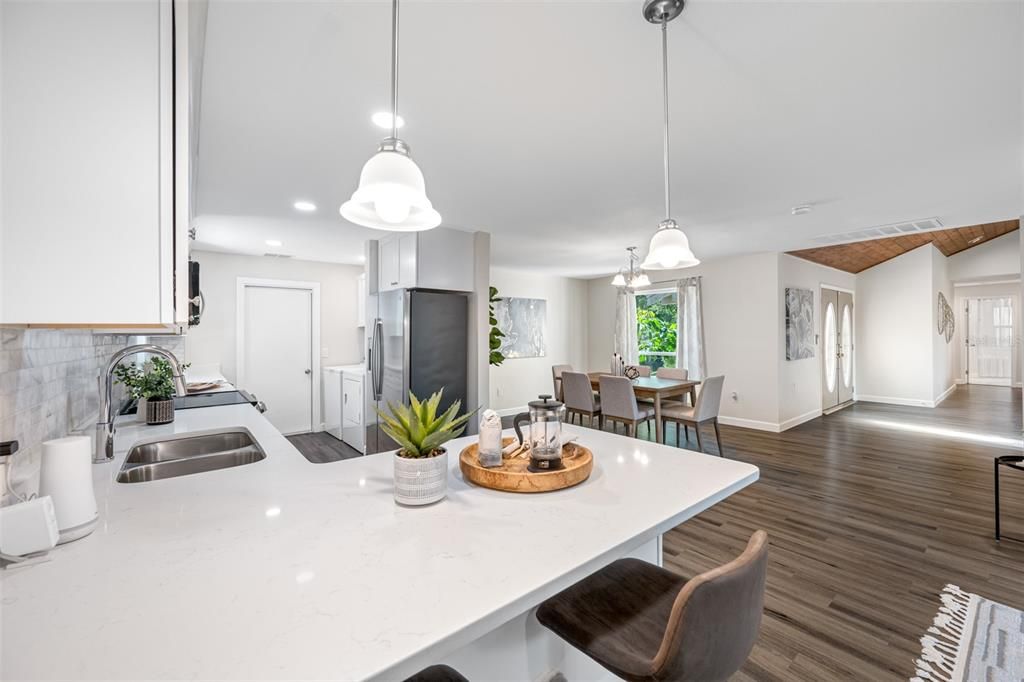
[459,437,593,493]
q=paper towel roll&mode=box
[39,436,98,544]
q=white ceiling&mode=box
[193,0,1023,276]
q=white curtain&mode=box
[677,277,707,380]
[614,289,638,364]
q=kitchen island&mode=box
[1,404,758,681]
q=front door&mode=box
[822,288,854,412]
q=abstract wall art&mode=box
[785,287,815,360]
[493,297,547,358]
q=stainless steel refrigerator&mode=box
[365,288,469,454]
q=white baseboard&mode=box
[856,394,936,408]
[717,415,782,433]
[933,383,957,406]
[779,408,822,432]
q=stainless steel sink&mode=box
[116,428,266,483]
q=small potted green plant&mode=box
[138,357,188,425]
[377,389,476,506]
[113,362,148,422]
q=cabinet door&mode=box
[343,376,363,425]
[1,0,182,326]
[379,236,401,291]
[398,233,418,288]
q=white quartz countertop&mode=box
[1,404,758,681]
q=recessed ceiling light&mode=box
[265,239,283,247]
[293,200,316,212]
[371,112,405,129]
[791,204,813,216]
[967,236,984,245]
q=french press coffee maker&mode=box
[513,394,566,472]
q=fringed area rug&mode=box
[912,584,1023,681]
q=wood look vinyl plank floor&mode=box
[287,432,363,463]
[572,385,1024,680]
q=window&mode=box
[635,289,677,371]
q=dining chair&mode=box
[655,368,690,405]
[630,365,652,377]
[402,665,469,682]
[551,364,573,401]
[537,530,769,682]
[661,375,726,455]
[562,371,602,427]
[599,374,655,438]
[656,367,688,381]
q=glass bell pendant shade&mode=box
[339,144,441,232]
[641,219,699,270]
[611,272,627,287]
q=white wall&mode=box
[777,254,856,428]
[931,246,956,402]
[186,250,364,383]
[586,253,783,430]
[855,245,936,406]
[947,230,1021,282]
[488,268,588,413]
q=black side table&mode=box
[995,455,1024,542]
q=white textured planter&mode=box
[393,449,448,506]
[136,398,148,423]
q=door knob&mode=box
[304,369,312,375]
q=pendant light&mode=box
[611,247,651,289]
[640,0,699,270]
[340,0,441,231]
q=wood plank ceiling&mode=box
[787,219,1020,273]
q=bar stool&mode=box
[402,665,469,682]
[537,531,768,682]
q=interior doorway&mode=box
[822,286,854,413]
[964,296,1015,386]
[236,278,321,434]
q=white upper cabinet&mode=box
[377,228,474,293]
[0,0,191,328]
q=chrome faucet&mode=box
[94,344,187,463]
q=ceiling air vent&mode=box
[263,253,293,259]
[810,217,943,246]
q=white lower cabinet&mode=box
[342,372,365,453]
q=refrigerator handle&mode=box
[372,318,384,400]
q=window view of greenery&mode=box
[635,291,678,371]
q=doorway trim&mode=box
[235,277,322,432]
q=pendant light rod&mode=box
[661,17,671,220]
[390,0,400,140]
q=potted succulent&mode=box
[136,357,187,425]
[377,389,476,506]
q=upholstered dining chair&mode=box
[562,371,602,427]
[656,367,688,381]
[599,374,655,438]
[631,365,652,377]
[662,375,725,455]
[402,665,469,682]
[537,530,769,682]
[551,364,573,401]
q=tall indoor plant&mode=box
[377,389,475,506]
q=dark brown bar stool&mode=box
[402,664,469,682]
[537,531,768,682]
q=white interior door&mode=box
[966,297,1014,386]
[240,284,315,434]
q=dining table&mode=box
[588,372,701,444]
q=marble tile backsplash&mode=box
[0,328,184,504]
